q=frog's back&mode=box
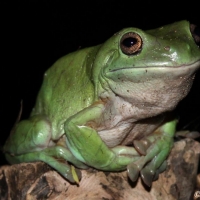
[31,45,101,136]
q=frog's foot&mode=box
[175,130,200,139]
[127,120,177,186]
[5,145,88,184]
[127,136,171,186]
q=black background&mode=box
[1,1,200,165]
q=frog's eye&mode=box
[120,32,142,55]
[190,24,200,47]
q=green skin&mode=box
[4,20,200,186]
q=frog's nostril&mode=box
[190,24,200,46]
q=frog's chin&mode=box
[103,60,200,114]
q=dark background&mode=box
[1,1,200,165]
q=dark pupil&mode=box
[122,37,137,47]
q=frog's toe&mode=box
[141,158,167,186]
[127,162,140,182]
[157,160,167,174]
[140,166,155,187]
[43,157,82,184]
[150,160,167,181]
[153,170,159,182]
[64,166,82,184]
[127,156,145,182]
[175,130,200,139]
[133,139,151,155]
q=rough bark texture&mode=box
[0,138,199,200]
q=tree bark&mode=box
[0,138,199,200]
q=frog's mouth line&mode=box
[107,60,200,73]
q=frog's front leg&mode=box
[127,119,177,186]
[64,102,140,171]
[3,115,88,183]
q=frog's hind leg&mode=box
[4,115,88,184]
[127,119,177,187]
[5,145,88,184]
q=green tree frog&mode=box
[4,20,200,186]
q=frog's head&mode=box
[93,20,200,114]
